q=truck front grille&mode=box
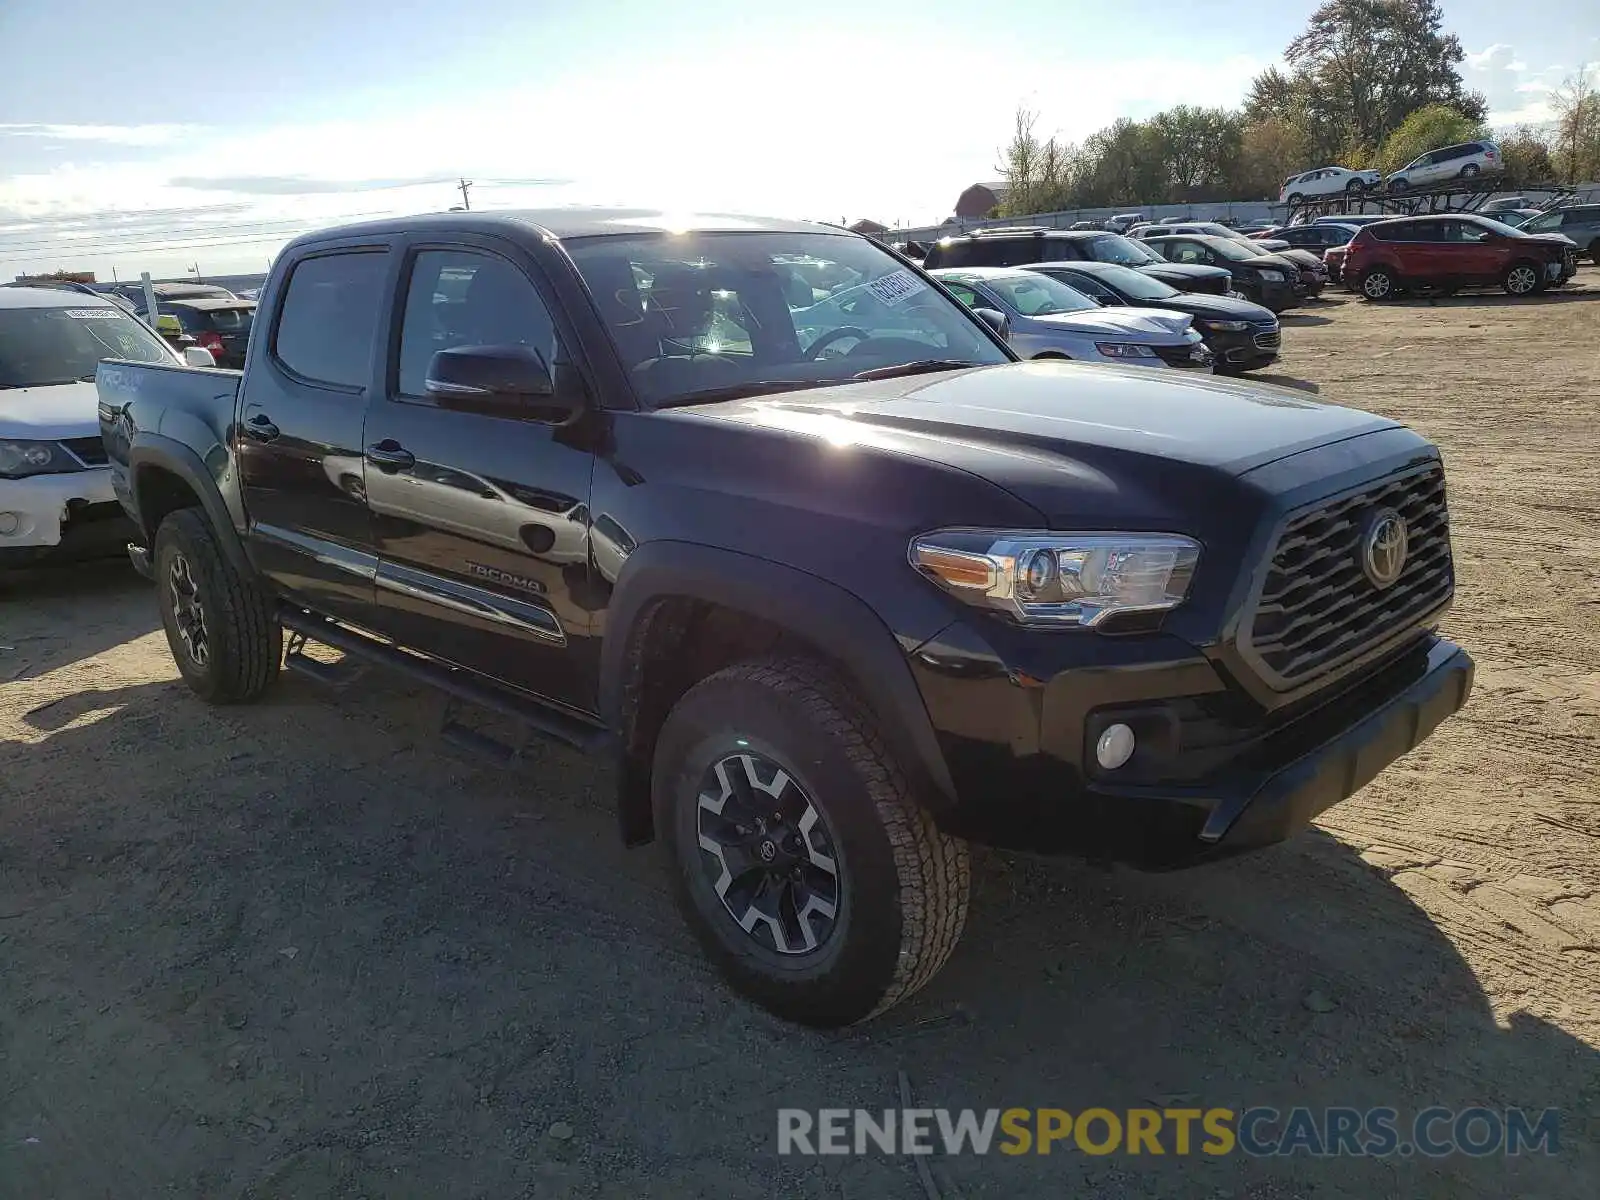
[1242,463,1453,687]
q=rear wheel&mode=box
[653,658,970,1027]
[1502,260,1540,296]
[154,508,281,703]
[1360,267,1397,301]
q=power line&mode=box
[0,230,327,266]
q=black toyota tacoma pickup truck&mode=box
[98,209,1473,1027]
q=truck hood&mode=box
[0,380,101,441]
[676,362,1400,523]
[1031,306,1193,339]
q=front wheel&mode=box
[1460,163,1481,180]
[1502,260,1541,296]
[154,508,281,703]
[1360,267,1398,301]
[653,658,970,1027]
[1346,179,1365,193]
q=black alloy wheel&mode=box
[694,750,843,956]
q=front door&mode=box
[362,239,598,713]
[236,245,392,624]
[1441,219,1502,284]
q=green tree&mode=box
[1377,103,1486,174]
[1498,126,1556,183]
[1250,0,1485,161]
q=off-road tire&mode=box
[154,508,281,703]
[653,657,970,1027]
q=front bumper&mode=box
[0,468,136,566]
[1199,325,1280,370]
[910,624,1473,870]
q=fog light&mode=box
[1096,723,1136,770]
[0,512,20,536]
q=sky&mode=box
[0,0,1594,280]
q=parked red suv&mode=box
[1346,213,1578,300]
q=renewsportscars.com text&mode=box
[777,1106,1560,1158]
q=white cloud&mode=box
[0,123,199,147]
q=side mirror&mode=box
[425,344,581,424]
[972,307,1010,341]
[183,346,216,368]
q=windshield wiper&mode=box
[852,359,983,381]
[652,380,823,409]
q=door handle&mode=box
[364,441,415,472]
[243,413,280,442]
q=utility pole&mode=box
[457,178,474,210]
[189,261,202,282]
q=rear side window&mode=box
[273,251,388,389]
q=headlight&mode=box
[0,440,75,479]
[1094,342,1157,359]
[910,530,1201,628]
[1257,269,1285,282]
[1203,319,1249,332]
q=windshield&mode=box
[0,304,172,388]
[563,231,1008,407]
[1206,239,1261,263]
[1083,235,1162,266]
[1081,264,1179,300]
[982,273,1098,316]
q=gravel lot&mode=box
[3,281,1598,1199]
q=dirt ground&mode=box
[3,279,1599,1199]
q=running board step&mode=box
[277,606,611,755]
[283,632,366,689]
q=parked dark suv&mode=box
[923,228,1236,296]
[1139,234,1305,311]
[1345,213,1579,299]
[1518,205,1600,265]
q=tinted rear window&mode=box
[205,306,254,332]
[273,252,387,388]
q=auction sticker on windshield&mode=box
[64,309,122,319]
[867,270,924,307]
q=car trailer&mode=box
[1285,179,1578,225]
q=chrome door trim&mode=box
[252,522,379,580]
[375,561,566,645]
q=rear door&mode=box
[361,236,598,712]
[237,243,392,624]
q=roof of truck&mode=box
[291,207,829,248]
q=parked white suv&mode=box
[1386,141,1502,192]
[1279,166,1381,203]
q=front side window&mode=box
[0,303,173,388]
[396,249,559,400]
[565,231,1008,407]
[274,251,387,389]
[1053,272,1116,304]
[1166,241,1212,264]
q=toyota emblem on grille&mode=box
[1361,509,1408,589]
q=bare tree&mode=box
[1551,68,1600,183]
